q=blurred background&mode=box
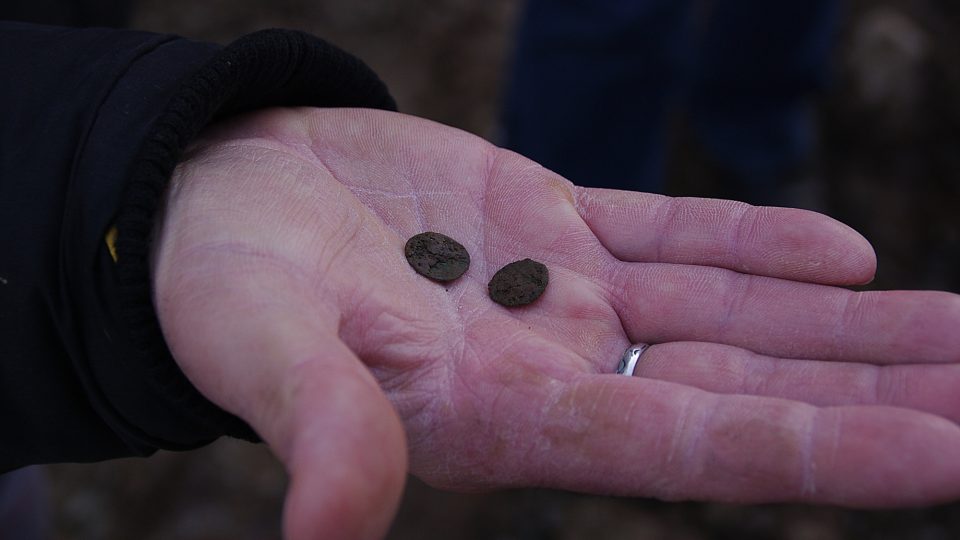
[13,0,960,537]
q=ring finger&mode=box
[626,341,960,423]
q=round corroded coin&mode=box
[404,232,471,282]
[488,258,549,307]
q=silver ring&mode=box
[616,344,649,376]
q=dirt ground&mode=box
[43,0,960,538]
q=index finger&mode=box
[574,188,877,286]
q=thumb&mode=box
[215,314,408,540]
[156,271,407,539]
[272,340,408,540]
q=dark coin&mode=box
[404,232,471,282]
[488,258,549,307]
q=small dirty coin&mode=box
[404,232,471,282]
[488,258,549,307]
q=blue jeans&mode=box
[501,0,839,197]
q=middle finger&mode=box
[604,262,960,364]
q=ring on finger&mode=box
[616,344,650,376]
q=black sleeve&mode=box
[0,22,397,472]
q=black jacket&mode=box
[0,22,396,471]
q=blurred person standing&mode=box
[501,0,840,206]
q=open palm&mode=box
[152,108,960,539]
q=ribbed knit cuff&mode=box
[114,29,397,445]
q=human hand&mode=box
[151,108,960,539]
